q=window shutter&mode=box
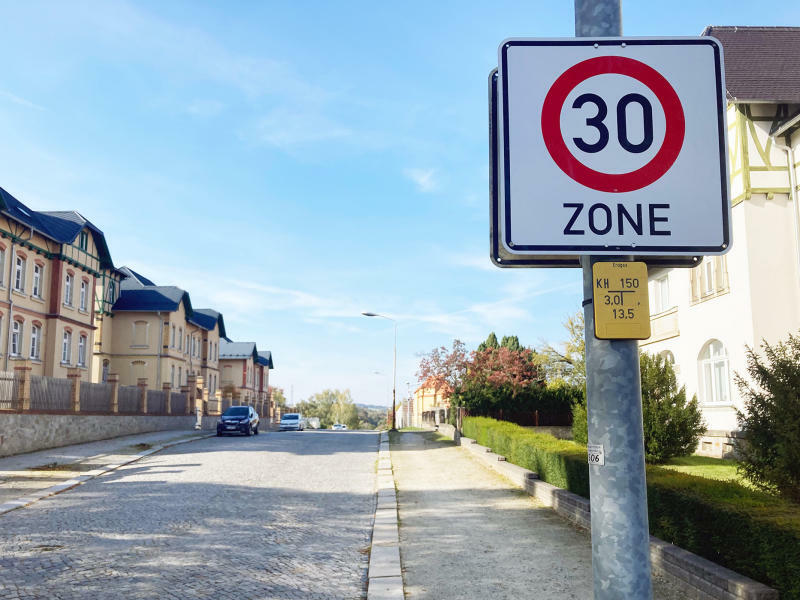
[690,266,700,302]
[715,256,728,290]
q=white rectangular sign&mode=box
[587,444,605,466]
[498,38,730,256]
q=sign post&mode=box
[491,2,729,596]
[577,2,651,598]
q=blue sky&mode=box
[0,1,797,406]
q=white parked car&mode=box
[279,413,304,431]
[332,423,348,431]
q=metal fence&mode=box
[30,375,72,411]
[146,390,167,415]
[118,386,140,413]
[0,371,16,411]
[80,382,113,412]
[171,392,187,415]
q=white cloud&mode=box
[251,108,352,149]
[0,90,45,111]
[403,168,439,193]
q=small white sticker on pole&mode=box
[588,444,605,466]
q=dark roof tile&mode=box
[703,26,800,103]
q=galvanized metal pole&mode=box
[575,1,654,599]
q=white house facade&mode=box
[640,26,800,457]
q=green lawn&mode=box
[659,455,747,485]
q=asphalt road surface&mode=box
[0,430,379,600]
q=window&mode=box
[132,320,148,347]
[171,365,175,387]
[32,264,43,298]
[80,280,87,311]
[698,340,730,405]
[79,231,88,251]
[78,335,87,366]
[102,360,109,383]
[11,320,22,356]
[64,274,73,306]
[178,366,182,386]
[691,256,729,302]
[14,256,25,292]
[30,324,40,359]
[62,330,72,363]
[0,247,5,286]
[171,325,176,348]
[185,334,189,354]
[650,274,670,314]
[106,281,116,303]
[178,328,183,350]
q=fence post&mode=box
[180,385,191,414]
[187,374,197,412]
[67,368,82,412]
[13,360,32,411]
[196,375,207,415]
[137,378,148,414]
[108,373,119,413]
[162,382,172,415]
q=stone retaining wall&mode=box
[0,414,219,458]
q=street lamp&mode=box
[362,311,397,431]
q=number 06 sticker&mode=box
[541,56,685,193]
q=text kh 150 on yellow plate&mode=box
[592,262,651,340]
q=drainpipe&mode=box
[4,226,35,372]
[771,132,800,294]
[156,311,164,387]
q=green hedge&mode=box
[462,417,800,598]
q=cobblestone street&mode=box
[0,430,379,600]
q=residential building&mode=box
[96,269,228,395]
[640,27,800,456]
[256,350,274,417]
[0,187,118,381]
[219,341,259,403]
[412,378,452,428]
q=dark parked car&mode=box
[217,406,259,436]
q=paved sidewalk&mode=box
[391,431,685,600]
[0,430,207,506]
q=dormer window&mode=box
[79,231,88,251]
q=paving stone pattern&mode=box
[0,430,379,600]
[392,431,686,600]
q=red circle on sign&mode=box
[541,56,685,193]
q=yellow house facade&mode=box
[0,188,117,382]
[412,378,452,428]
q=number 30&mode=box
[572,93,654,154]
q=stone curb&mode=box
[449,432,778,600]
[367,431,403,600]
[0,433,215,518]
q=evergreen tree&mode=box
[500,335,522,352]
[477,332,499,352]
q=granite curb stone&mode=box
[368,431,404,600]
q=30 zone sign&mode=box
[498,38,730,256]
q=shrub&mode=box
[570,352,704,462]
[464,416,800,597]
[736,335,800,502]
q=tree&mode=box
[537,312,586,386]
[477,332,499,352]
[268,386,287,407]
[295,389,360,429]
[639,352,705,463]
[416,339,468,397]
[736,335,800,501]
[572,352,705,463]
[500,335,522,352]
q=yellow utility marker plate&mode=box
[593,262,651,340]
